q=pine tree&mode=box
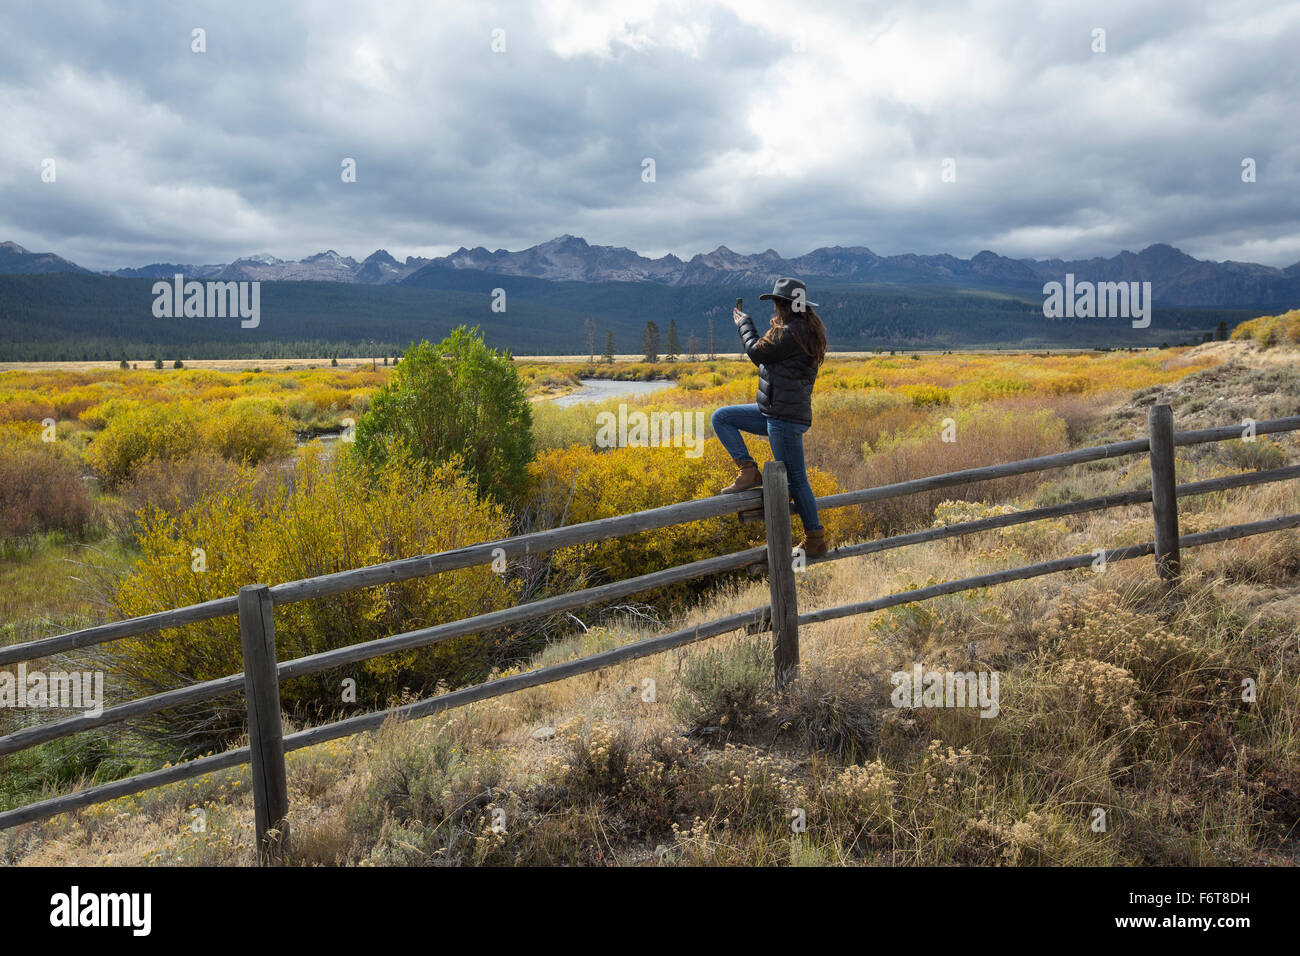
[603,329,615,364]
[665,319,681,360]
[642,321,660,362]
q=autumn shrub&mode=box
[1232,309,1300,347]
[0,397,58,423]
[852,406,1069,532]
[111,449,515,754]
[85,402,203,486]
[932,499,1070,562]
[530,399,607,451]
[78,397,144,430]
[899,383,951,407]
[198,403,295,465]
[527,441,861,591]
[113,453,255,542]
[807,397,928,491]
[818,759,896,838]
[1050,589,1232,711]
[85,399,294,486]
[0,432,93,542]
[774,644,883,760]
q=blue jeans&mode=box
[710,403,822,532]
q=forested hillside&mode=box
[0,271,1255,360]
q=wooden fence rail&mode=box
[1,406,1297,857]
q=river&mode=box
[549,378,676,406]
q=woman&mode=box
[711,277,829,558]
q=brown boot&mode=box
[721,458,761,494]
[794,528,828,559]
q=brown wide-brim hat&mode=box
[759,276,819,309]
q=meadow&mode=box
[1,329,1299,866]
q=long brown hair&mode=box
[771,297,828,366]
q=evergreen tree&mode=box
[603,329,615,364]
[664,319,681,361]
[642,321,660,362]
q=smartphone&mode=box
[735,298,743,311]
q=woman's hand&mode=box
[733,307,747,326]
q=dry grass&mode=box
[5,464,1297,866]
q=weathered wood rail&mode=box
[1,405,1298,861]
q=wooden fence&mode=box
[1,404,1298,863]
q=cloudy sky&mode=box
[2,0,1298,271]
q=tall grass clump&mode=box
[0,428,94,546]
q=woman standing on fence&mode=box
[711,277,829,558]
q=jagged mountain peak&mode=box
[5,236,1300,308]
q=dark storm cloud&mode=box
[0,0,1296,270]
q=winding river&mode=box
[549,378,676,407]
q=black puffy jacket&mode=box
[737,313,818,426]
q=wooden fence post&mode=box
[762,461,799,690]
[237,584,290,864]
[1147,403,1181,582]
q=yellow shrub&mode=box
[85,402,203,486]
[113,450,515,749]
[1044,373,1091,395]
[527,441,861,590]
[78,397,144,430]
[899,383,951,407]
[85,399,294,483]
[1232,309,1300,346]
[199,404,294,465]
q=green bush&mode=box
[1218,436,1289,471]
[355,327,534,502]
[671,635,773,734]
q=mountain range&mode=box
[3,236,1300,308]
